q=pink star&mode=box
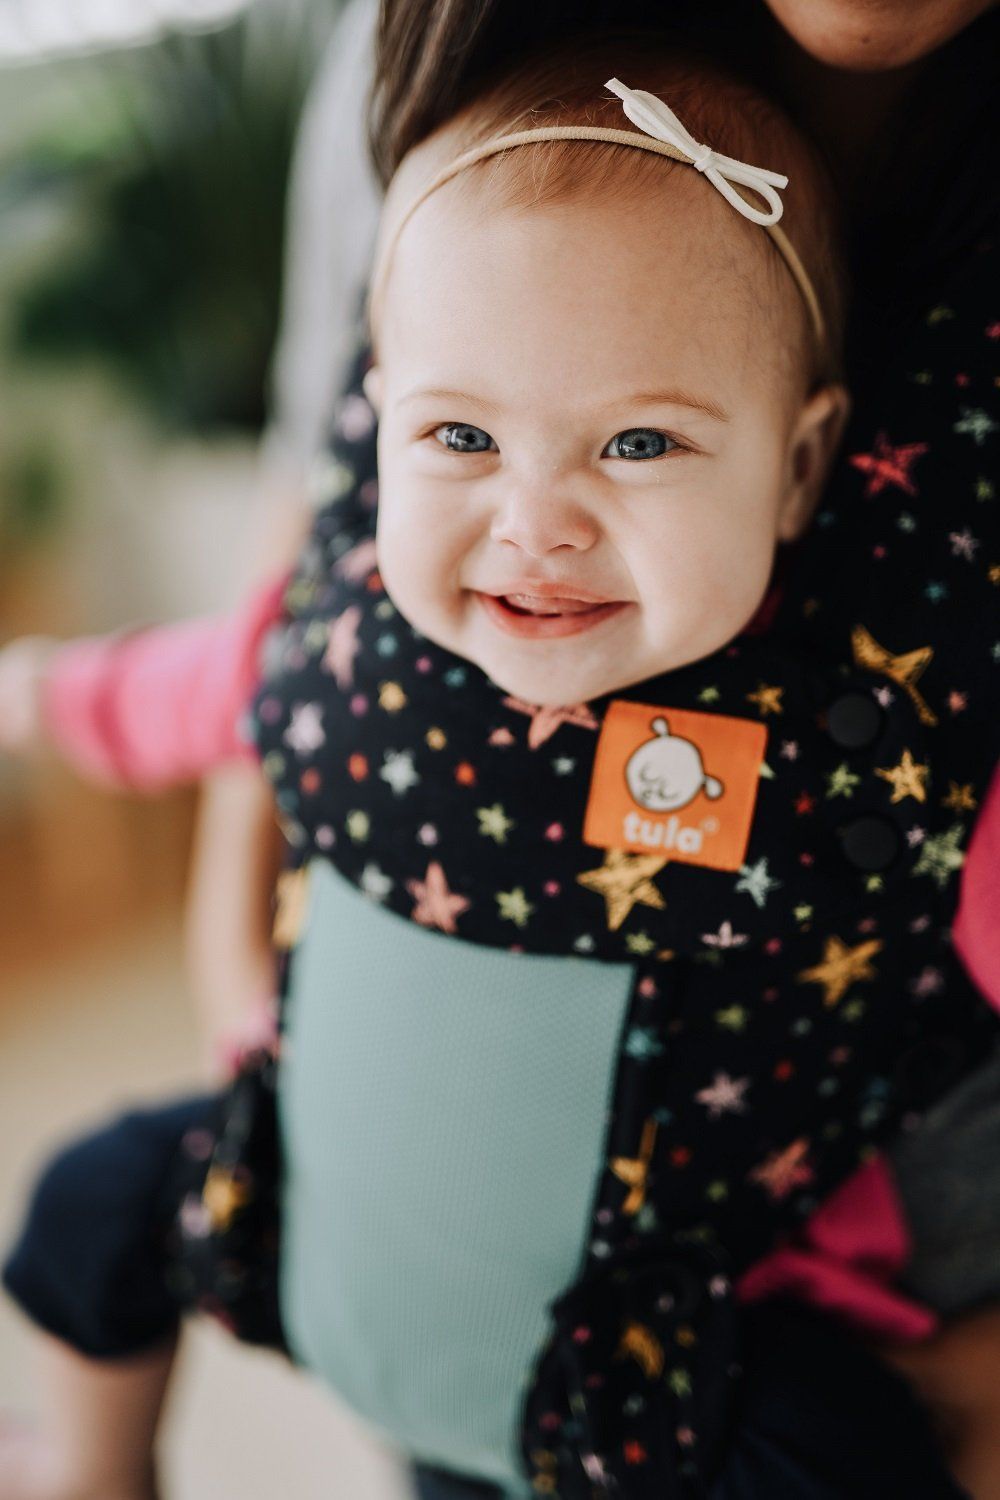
[502,696,600,748]
[406,861,470,934]
[697,1072,750,1118]
[779,740,799,761]
[333,538,378,582]
[947,691,968,714]
[749,1139,814,1201]
[322,605,362,689]
[702,921,750,949]
[283,702,325,754]
[849,432,928,498]
[949,529,979,561]
[488,727,515,746]
[544,822,565,841]
[910,967,944,997]
[335,393,376,442]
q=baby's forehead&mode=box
[372,150,789,382]
[373,134,779,345]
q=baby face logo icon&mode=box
[584,700,766,872]
[625,716,724,813]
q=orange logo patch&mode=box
[582,701,767,872]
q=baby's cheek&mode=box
[380,529,452,640]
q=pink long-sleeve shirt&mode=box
[39,576,1000,1343]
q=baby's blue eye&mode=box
[604,429,676,460]
[434,423,497,453]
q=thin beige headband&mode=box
[369,78,827,362]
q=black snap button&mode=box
[838,815,901,871]
[826,691,883,750]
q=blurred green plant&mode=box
[0,437,65,551]
[1,0,337,434]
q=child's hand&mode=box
[0,636,58,756]
[879,1305,1000,1497]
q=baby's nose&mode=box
[489,477,599,555]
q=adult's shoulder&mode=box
[778,231,997,724]
[845,5,1000,382]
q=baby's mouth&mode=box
[476,590,628,639]
[501,593,600,616]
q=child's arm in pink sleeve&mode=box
[740,763,1000,1340]
[40,573,290,792]
[952,761,1000,1011]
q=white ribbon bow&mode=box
[605,78,788,227]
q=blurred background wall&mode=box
[0,0,325,968]
[0,3,406,1494]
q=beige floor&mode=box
[0,919,413,1500]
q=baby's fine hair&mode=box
[374,29,848,384]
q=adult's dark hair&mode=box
[368,0,723,186]
[368,0,1000,351]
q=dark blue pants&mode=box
[1,1097,967,1498]
[1,1092,220,1359]
[410,1304,968,1499]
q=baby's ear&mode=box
[362,365,383,416]
[778,384,851,541]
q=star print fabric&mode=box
[178,235,1000,1496]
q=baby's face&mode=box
[371,173,842,707]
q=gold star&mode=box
[501,696,599,748]
[942,781,978,813]
[851,625,938,726]
[576,849,668,931]
[875,748,930,803]
[426,727,447,750]
[202,1166,252,1233]
[272,867,311,949]
[746,682,784,716]
[796,934,883,1007]
[610,1118,657,1216]
[378,680,407,713]
[406,861,470,933]
[615,1321,664,1380]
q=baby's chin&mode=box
[469,646,658,710]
